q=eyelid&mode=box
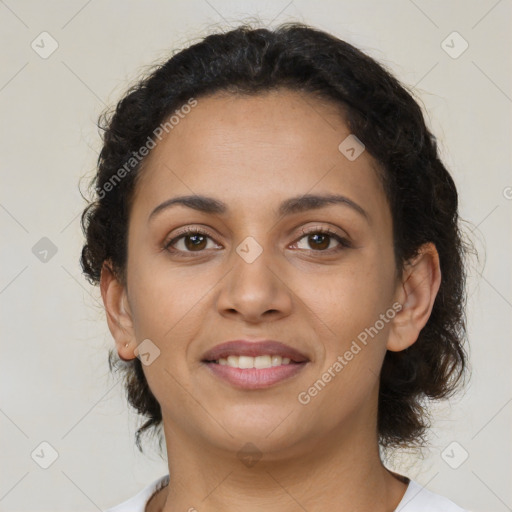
[296,225,345,239]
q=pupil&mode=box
[187,234,206,250]
[311,233,328,250]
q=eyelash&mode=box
[163,226,351,257]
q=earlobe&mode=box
[387,242,442,352]
[100,261,137,361]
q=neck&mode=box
[151,414,408,512]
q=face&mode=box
[107,89,409,458]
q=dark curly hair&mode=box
[80,22,474,453]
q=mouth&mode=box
[201,340,310,390]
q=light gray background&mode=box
[1,1,511,511]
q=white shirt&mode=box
[105,474,469,511]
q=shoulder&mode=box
[105,474,170,512]
[395,479,469,512]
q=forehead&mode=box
[131,89,388,223]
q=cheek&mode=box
[298,268,391,415]
[125,263,182,344]
[305,260,390,332]
[300,250,395,373]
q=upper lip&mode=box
[202,340,309,363]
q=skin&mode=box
[101,89,441,512]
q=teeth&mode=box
[216,355,293,369]
[238,355,253,369]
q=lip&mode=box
[201,340,309,363]
[201,340,310,390]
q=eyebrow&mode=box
[148,193,370,223]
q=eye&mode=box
[292,227,351,253]
[163,226,351,257]
[163,227,220,256]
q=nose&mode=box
[216,238,293,324]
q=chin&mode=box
[214,405,305,450]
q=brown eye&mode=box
[183,233,207,251]
[305,232,330,250]
[294,228,350,253]
[164,228,219,255]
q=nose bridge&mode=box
[231,233,277,291]
[229,207,276,269]
[216,231,292,320]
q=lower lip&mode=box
[203,361,307,389]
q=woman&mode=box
[80,22,472,512]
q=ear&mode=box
[99,261,137,361]
[387,242,442,352]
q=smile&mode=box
[215,354,292,368]
[201,339,310,389]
